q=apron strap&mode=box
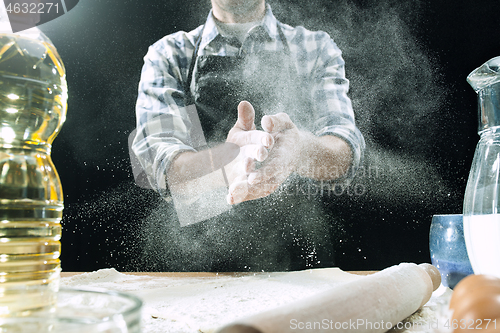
[277,23,291,55]
[276,23,299,84]
[184,25,205,104]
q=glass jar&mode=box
[463,56,500,277]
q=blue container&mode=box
[429,214,474,289]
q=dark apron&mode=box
[151,24,338,272]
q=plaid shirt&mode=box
[133,5,365,194]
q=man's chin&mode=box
[216,0,265,20]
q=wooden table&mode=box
[59,269,446,332]
[60,271,377,278]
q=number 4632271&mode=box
[6,2,59,14]
[445,319,497,330]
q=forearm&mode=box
[296,133,352,180]
[167,148,233,196]
[168,150,208,185]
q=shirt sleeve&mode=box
[309,34,365,177]
[132,40,196,196]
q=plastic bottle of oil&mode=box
[0,7,67,316]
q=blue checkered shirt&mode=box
[132,5,365,194]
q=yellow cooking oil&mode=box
[0,30,67,316]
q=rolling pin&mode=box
[216,263,440,333]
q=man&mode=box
[132,0,365,271]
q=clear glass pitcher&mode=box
[463,56,500,277]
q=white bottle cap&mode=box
[0,0,14,34]
[0,1,42,36]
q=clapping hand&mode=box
[227,102,303,204]
[225,101,274,203]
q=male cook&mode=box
[132,0,365,271]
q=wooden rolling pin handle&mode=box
[217,263,441,333]
[419,263,441,291]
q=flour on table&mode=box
[61,268,449,333]
[62,268,361,332]
[61,268,140,286]
[389,286,453,333]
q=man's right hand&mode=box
[224,101,274,198]
[225,101,277,204]
[167,101,272,194]
[226,101,274,151]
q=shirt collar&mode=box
[260,4,280,41]
[199,4,279,51]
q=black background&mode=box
[36,0,500,272]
